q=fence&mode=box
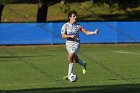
[0,22,140,45]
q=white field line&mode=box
[112,50,140,56]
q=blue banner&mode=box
[0,22,140,45]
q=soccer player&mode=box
[61,10,99,80]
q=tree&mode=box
[90,0,96,3]
[37,0,47,22]
[37,0,60,22]
[0,3,4,22]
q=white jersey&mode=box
[61,22,82,42]
[61,22,82,54]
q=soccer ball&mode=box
[68,73,77,82]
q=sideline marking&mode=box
[112,50,140,56]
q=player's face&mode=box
[69,14,77,23]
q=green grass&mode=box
[2,4,38,22]
[1,1,140,22]
[0,44,140,93]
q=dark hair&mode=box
[67,11,77,21]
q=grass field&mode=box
[0,44,140,93]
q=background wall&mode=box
[0,22,139,45]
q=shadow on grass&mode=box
[0,55,57,62]
[0,54,56,59]
[38,10,140,22]
[77,10,140,21]
[2,10,139,22]
[0,84,140,93]
[100,13,140,21]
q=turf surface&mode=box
[0,44,140,93]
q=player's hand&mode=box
[70,35,76,38]
[93,28,99,34]
[89,29,99,35]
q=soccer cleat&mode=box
[63,76,68,80]
[82,62,86,74]
[82,68,86,74]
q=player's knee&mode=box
[68,57,72,63]
[74,55,79,63]
[75,58,79,63]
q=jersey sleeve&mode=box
[61,24,67,34]
[79,25,85,32]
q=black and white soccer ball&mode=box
[68,73,77,82]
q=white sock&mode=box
[78,59,84,66]
[68,63,74,76]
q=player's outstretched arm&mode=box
[88,28,99,35]
[81,28,99,35]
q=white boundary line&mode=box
[112,50,140,56]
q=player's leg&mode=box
[74,54,86,74]
[63,41,79,80]
[63,53,74,80]
[68,53,74,76]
